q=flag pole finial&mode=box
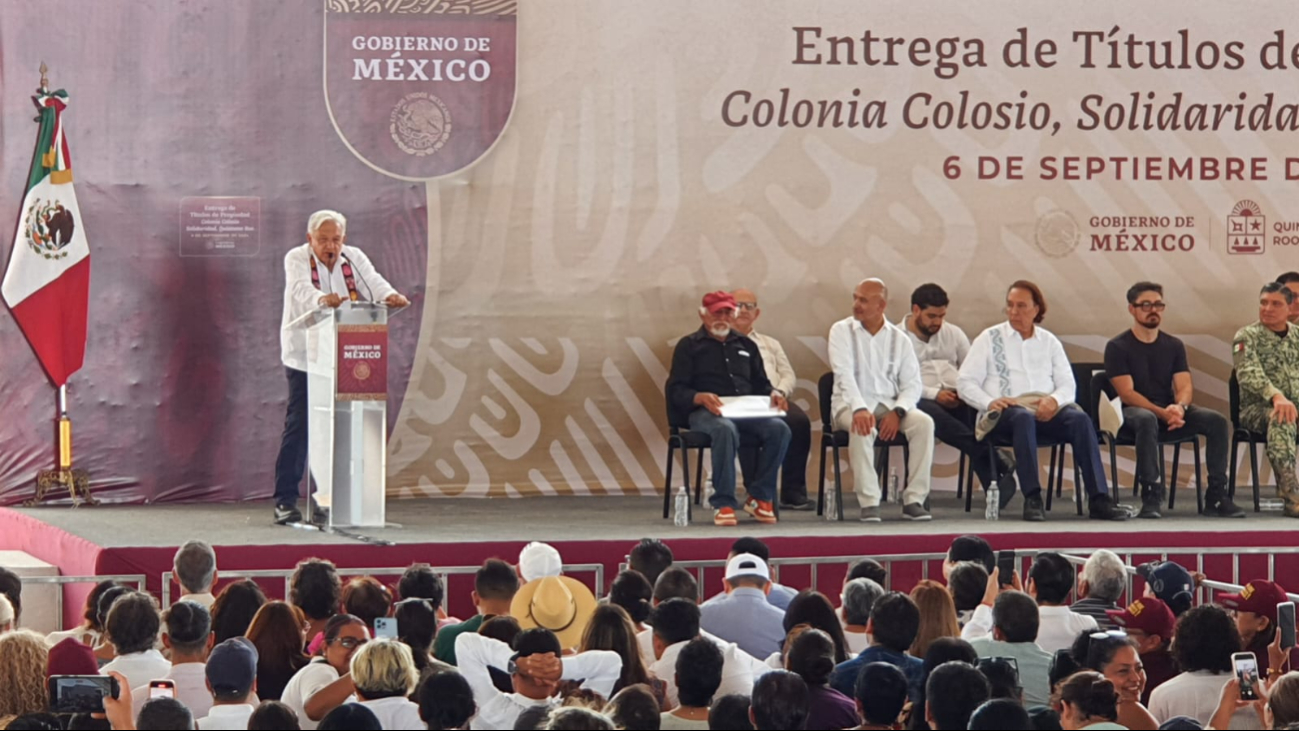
[39,62,48,89]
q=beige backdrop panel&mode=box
[386,1,1299,498]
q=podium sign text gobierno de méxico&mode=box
[337,324,387,401]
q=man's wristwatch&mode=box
[892,407,906,419]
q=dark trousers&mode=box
[917,398,999,489]
[273,367,308,505]
[739,401,811,502]
[1120,405,1230,491]
[992,406,1110,499]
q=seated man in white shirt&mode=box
[648,598,768,707]
[455,627,622,731]
[1024,552,1097,654]
[100,592,173,691]
[956,280,1126,522]
[903,284,1014,503]
[828,278,936,523]
[732,288,812,510]
[274,209,410,526]
[197,638,259,730]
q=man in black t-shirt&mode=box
[1103,282,1244,519]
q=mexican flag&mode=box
[2,88,90,388]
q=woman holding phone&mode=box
[282,614,368,730]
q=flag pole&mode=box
[25,62,93,507]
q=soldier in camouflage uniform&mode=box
[1232,282,1299,516]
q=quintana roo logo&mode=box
[23,197,75,259]
[1228,200,1264,255]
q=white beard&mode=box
[709,323,732,338]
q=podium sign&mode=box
[292,302,394,528]
[337,325,387,401]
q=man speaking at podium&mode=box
[274,210,409,525]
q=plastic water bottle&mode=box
[986,479,1000,521]
[673,486,689,527]
[888,468,900,504]
[825,485,838,520]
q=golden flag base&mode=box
[26,406,95,507]
[28,467,94,507]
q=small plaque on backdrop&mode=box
[337,323,388,401]
[178,197,261,256]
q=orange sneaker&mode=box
[744,498,778,524]
[713,508,738,526]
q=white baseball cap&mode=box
[518,542,563,582]
[724,553,770,582]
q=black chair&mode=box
[662,406,708,520]
[1228,370,1265,512]
[1089,371,1202,513]
[661,401,771,520]
[815,372,910,521]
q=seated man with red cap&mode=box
[1219,579,1299,677]
[666,291,792,526]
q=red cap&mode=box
[47,637,99,678]
[1106,597,1176,640]
[701,291,737,314]
[1219,580,1290,623]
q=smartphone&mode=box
[1280,602,1297,650]
[48,675,119,714]
[997,550,1016,585]
[374,616,397,639]
[1233,652,1260,701]
[148,679,176,700]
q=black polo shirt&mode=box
[666,327,774,423]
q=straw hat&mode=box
[510,575,598,649]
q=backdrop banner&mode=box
[2,1,1298,504]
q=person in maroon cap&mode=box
[1106,596,1177,704]
[666,291,791,526]
[1219,579,1299,676]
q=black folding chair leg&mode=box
[694,448,705,506]
[1169,443,1181,509]
[1188,439,1203,513]
[832,446,845,521]
[817,441,828,516]
[682,446,693,512]
[957,452,966,499]
[663,442,676,519]
[1249,440,1261,512]
[1045,447,1057,512]
[1229,436,1240,499]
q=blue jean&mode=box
[688,408,791,509]
[991,406,1109,499]
[273,367,308,505]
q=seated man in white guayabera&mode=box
[956,280,1126,523]
[827,278,935,523]
[275,209,410,526]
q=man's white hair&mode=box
[1080,549,1126,603]
[307,209,347,236]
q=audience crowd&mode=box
[0,535,1295,730]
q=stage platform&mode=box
[3,492,1297,628]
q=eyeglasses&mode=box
[977,656,1019,673]
[1134,301,1167,312]
[735,302,758,311]
[1090,630,1129,641]
[331,637,368,650]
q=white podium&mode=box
[288,302,398,528]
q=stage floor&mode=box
[8,490,1292,548]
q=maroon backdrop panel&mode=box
[0,1,427,504]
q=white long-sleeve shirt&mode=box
[957,322,1076,412]
[748,331,796,396]
[456,632,622,731]
[827,317,923,417]
[648,635,771,707]
[900,316,972,400]
[280,243,398,371]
